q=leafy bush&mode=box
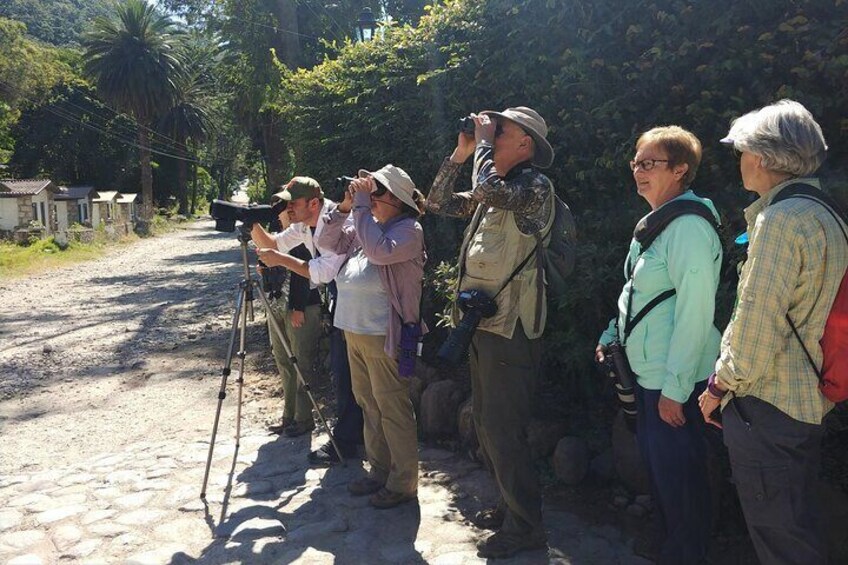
[273,0,848,398]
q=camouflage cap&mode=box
[275,176,324,201]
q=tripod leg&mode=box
[233,280,250,449]
[255,282,347,466]
[200,284,246,500]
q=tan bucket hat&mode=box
[358,164,418,210]
[480,106,554,168]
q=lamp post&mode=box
[356,7,378,42]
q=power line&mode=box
[0,77,205,164]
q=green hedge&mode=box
[273,0,848,397]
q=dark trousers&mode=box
[329,328,364,447]
[723,395,825,565]
[636,381,711,565]
[470,320,543,536]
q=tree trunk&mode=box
[177,148,188,216]
[274,0,301,70]
[189,158,198,215]
[261,119,288,195]
[138,128,154,232]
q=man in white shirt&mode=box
[252,177,364,459]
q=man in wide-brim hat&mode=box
[426,106,556,558]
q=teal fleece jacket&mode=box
[599,190,722,403]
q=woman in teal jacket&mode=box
[596,126,722,564]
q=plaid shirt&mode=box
[716,178,848,424]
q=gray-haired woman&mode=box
[699,100,848,564]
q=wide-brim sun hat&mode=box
[358,164,418,210]
[480,106,554,168]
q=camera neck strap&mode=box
[618,198,720,344]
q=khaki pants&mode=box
[470,320,543,535]
[268,302,322,423]
[345,331,418,495]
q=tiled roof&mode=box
[56,185,97,201]
[0,179,55,197]
[117,193,138,204]
[93,191,119,202]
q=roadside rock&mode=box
[553,436,589,485]
[611,412,650,494]
[419,380,465,438]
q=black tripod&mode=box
[200,228,345,500]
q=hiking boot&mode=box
[369,487,417,509]
[267,417,295,435]
[476,529,548,559]
[473,506,505,530]
[284,419,315,438]
[307,441,359,466]
[347,476,385,496]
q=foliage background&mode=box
[271,0,848,397]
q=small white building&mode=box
[91,191,120,226]
[116,193,138,224]
[0,179,61,236]
[55,185,96,227]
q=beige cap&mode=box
[480,106,554,168]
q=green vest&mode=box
[454,194,554,340]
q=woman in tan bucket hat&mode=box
[317,164,427,509]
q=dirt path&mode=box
[0,221,648,564]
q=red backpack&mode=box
[773,184,848,403]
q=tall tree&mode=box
[159,35,213,215]
[83,0,184,229]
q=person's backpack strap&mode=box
[771,182,848,383]
[620,199,721,343]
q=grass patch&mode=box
[0,233,137,279]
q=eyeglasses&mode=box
[732,147,742,159]
[494,124,505,138]
[629,159,669,171]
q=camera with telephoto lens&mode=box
[210,199,287,233]
[599,340,637,432]
[437,289,498,366]
[458,116,476,136]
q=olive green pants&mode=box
[345,331,418,495]
[470,320,543,535]
[268,301,322,423]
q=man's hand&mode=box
[256,247,284,267]
[698,389,723,429]
[658,395,686,428]
[290,309,305,328]
[450,125,477,164]
[250,222,264,243]
[475,113,496,144]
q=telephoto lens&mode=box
[334,176,356,194]
[605,341,637,432]
[437,290,497,366]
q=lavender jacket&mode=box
[318,191,427,359]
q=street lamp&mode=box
[356,7,377,42]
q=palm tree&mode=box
[83,0,183,230]
[159,69,211,216]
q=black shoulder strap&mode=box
[621,199,720,342]
[771,182,848,240]
[634,199,720,252]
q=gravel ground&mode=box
[0,221,652,564]
[0,221,280,475]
